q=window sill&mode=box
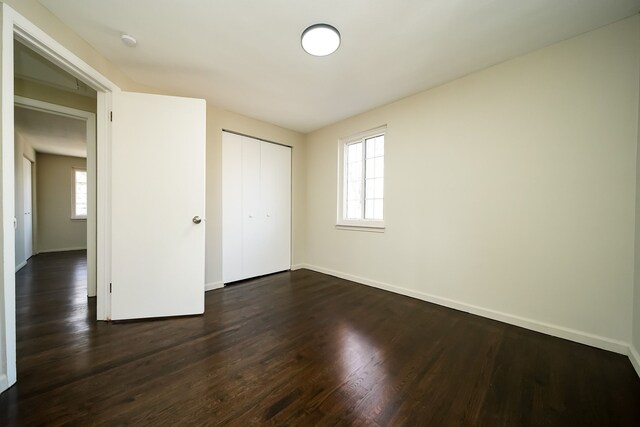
[335,222,385,233]
[71,217,87,221]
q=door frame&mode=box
[14,96,97,297]
[1,3,119,392]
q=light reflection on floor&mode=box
[338,322,388,402]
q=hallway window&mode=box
[72,168,87,219]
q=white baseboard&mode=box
[298,263,629,355]
[0,374,8,395]
[205,281,224,292]
[290,264,305,271]
[15,260,27,272]
[629,345,640,378]
[38,247,87,253]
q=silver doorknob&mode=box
[192,216,202,224]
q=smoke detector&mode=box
[120,34,137,48]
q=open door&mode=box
[110,92,206,320]
[22,158,32,261]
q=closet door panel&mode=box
[241,137,265,278]
[260,142,292,274]
[222,132,243,282]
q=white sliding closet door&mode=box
[241,137,263,279]
[222,131,291,283]
[222,133,243,282]
[259,142,291,274]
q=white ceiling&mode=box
[39,0,640,133]
[15,107,87,158]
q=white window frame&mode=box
[71,167,87,220]
[337,125,386,231]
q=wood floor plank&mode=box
[1,251,639,426]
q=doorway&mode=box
[2,2,207,393]
[14,95,96,297]
[1,3,117,391]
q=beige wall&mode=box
[36,153,86,252]
[305,16,640,346]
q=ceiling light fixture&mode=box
[301,24,340,57]
[120,34,137,48]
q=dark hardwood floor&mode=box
[1,251,639,426]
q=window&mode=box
[338,126,386,229]
[72,168,87,219]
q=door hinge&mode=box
[110,111,113,122]
[109,283,112,293]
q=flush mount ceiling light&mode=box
[120,34,137,47]
[301,24,340,56]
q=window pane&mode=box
[366,137,376,159]
[75,170,87,217]
[365,198,384,220]
[346,199,361,219]
[347,182,361,202]
[365,135,384,158]
[374,178,384,198]
[364,199,374,219]
[375,157,384,177]
[373,199,384,220]
[348,160,362,181]
[375,136,384,157]
[342,131,384,223]
[345,141,363,220]
[365,178,374,199]
[347,142,362,163]
[365,158,374,179]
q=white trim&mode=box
[335,224,385,233]
[629,345,640,378]
[339,125,387,144]
[14,95,94,119]
[10,13,118,93]
[0,373,8,394]
[297,263,630,355]
[290,263,306,271]
[205,281,224,292]
[1,1,19,392]
[38,247,87,253]
[14,260,26,272]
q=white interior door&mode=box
[22,157,32,260]
[110,91,206,321]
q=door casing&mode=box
[1,3,119,392]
